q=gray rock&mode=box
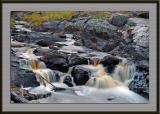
[84,19,117,38]
[80,32,121,52]
[132,25,149,48]
[127,18,149,26]
[41,20,61,31]
[110,13,128,27]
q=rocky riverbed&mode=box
[10,11,149,103]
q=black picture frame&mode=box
[0,0,159,113]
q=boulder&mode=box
[41,50,68,72]
[64,22,81,32]
[109,43,146,61]
[71,65,92,85]
[81,32,106,51]
[101,55,122,73]
[132,25,149,48]
[132,11,149,18]
[84,19,117,38]
[11,54,40,88]
[67,54,88,66]
[110,13,128,27]
[80,32,121,52]
[127,18,149,26]
[40,20,61,32]
[129,72,149,99]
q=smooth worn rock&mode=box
[41,50,68,72]
[71,65,92,85]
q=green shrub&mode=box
[93,11,112,19]
[21,11,76,26]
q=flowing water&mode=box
[19,47,137,90]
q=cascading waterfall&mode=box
[19,48,137,90]
[86,64,120,89]
[19,48,74,89]
[112,59,136,86]
[85,57,136,89]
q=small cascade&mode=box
[67,66,74,74]
[19,49,58,89]
[34,69,56,88]
[19,48,76,89]
[112,59,136,85]
[86,64,120,89]
[59,66,75,87]
[20,59,46,70]
[89,57,101,66]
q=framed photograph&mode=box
[1,0,159,113]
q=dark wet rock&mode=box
[33,47,52,56]
[11,65,40,88]
[15,68,39,87]
[63,75,74,87]
[40,20,61,32]
[64,16,91,33]
[80,32,106,51]
[54,32,66,38]
[40,49,89,72]
[64,22,81,32]
[101,55,122,73]
[11,54,40,87]
[30,32,66,42]
[74,39,83,46]
[80,32,121,52]
[71,65,91,85]
[12,32,66,44]
[41,50,68,72]
[136,60,149,72]
[109,43,146,61]
[129,72,149,99]
[109,13,128,27]
[132,11,149,19]
[67,54,88,66]
[102,39,120,52]
[36,40,51,47]
[12,33,30,42]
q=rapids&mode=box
[13,33,148,103]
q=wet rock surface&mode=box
[11,53,40,88]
